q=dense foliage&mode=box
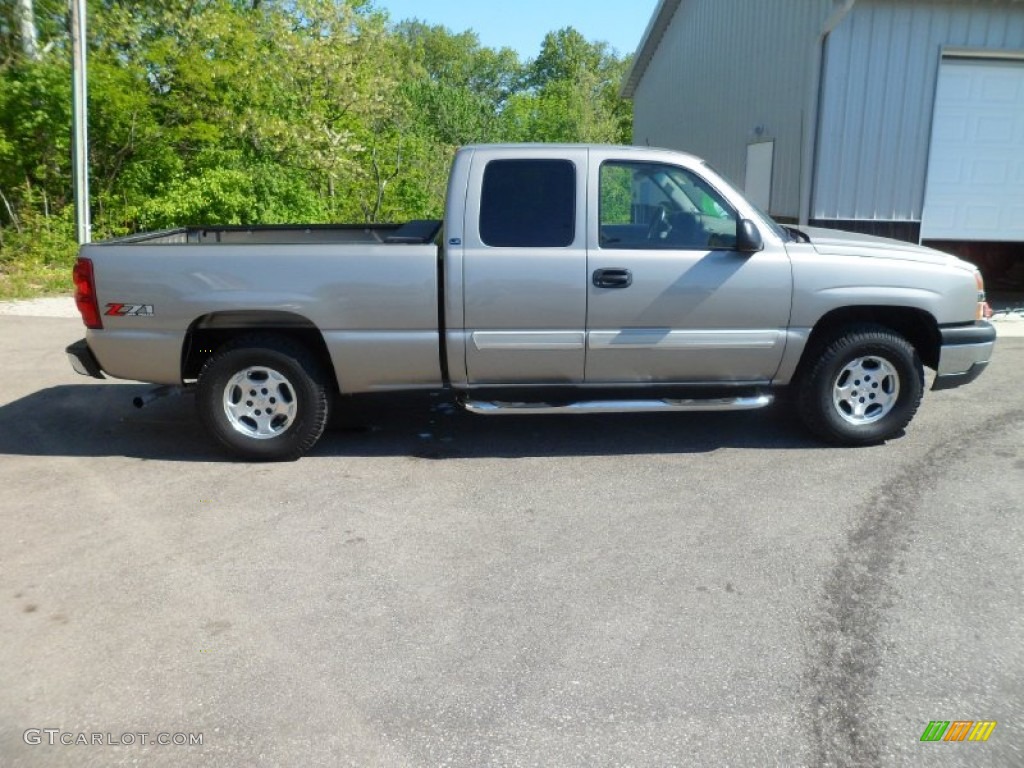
[0,0,633,297]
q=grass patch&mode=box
[0,260,75,299]
[0,218,78,300]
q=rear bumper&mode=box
[931,321,996,391]
[66,339,105,379]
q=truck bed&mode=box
[78,220,445,391]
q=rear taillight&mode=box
[73,257,103,329]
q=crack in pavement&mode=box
[804,408,1024,767]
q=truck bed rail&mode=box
[101,220,443,246]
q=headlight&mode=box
[975,271,991,320]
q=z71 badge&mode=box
[105,303,154,317]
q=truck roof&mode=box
[458,143,702,163]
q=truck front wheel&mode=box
[196,335,330,461]
[797,326,924,446]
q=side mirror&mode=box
[736,219,763,253]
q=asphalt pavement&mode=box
[0,307,1021,767]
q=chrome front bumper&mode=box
[932,321,996,391]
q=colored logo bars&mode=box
[920,721,997,742]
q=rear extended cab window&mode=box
[479,159,576,247]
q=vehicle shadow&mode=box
[0,384,823,462]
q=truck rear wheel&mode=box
[196,334,330,461]
[797,326,924,446]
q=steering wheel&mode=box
[646,206,670,240]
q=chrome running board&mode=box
[460,395,773,416]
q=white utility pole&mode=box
[70,0,91,244]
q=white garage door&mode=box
[920,57,1024,241]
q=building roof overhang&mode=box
[620,0,682,99]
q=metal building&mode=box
[623,0,1024,257]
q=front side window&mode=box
[599,161,738,250]
[480,159,576,247]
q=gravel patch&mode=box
[0,297,79,318]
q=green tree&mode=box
[503,27,632,144]
[1,2,636,298]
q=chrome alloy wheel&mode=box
[222,366,298,439]
[831,355,900,426]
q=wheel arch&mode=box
[181,311,338,390]
[795,306,940,381]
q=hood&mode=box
[795,226,973,271]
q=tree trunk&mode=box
[16,0,40,61]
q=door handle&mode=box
[593,268,632,289]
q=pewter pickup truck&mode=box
[68,144,996,460]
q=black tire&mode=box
[797,325,924,446]
[196,334,330,461]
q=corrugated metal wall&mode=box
[632,0,834,218]
[813,0,1024,223]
